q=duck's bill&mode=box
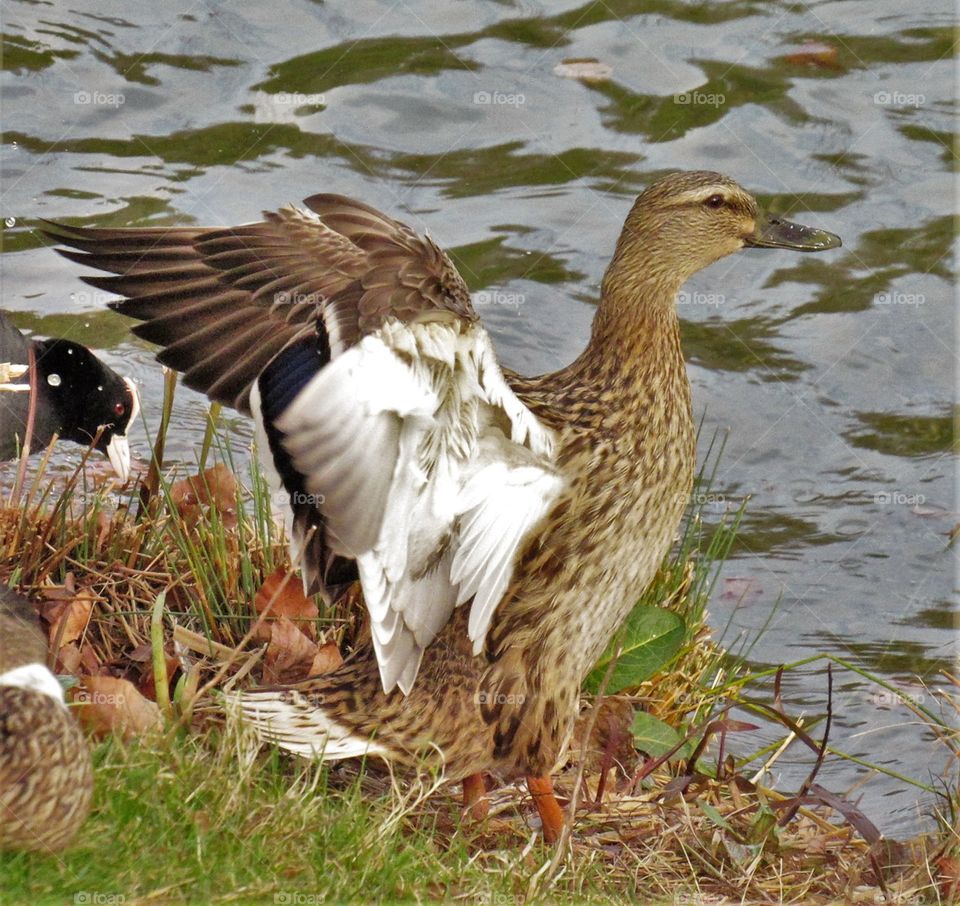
[104,376,140,482]
[105,433,131,482]
[745,215,842,252]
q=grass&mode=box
[0,400,955,905]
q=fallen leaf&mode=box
[936,855,960,903]
[309,641,343,677]
[253,567,319,641]
[783,42,843,70]
[55,642,82,675]
[126,642,153,663]
[553,58,613,83]
[262,617,318,685]
[46,589,95,647]
[79,643,102,675]
[70,675,162,738]
[169,463,238,529]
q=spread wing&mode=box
[46,197,562,694]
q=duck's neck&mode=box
[573,261,687,387]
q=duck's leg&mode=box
[526,775,565,843]
[461,772,489,821]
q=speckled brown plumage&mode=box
[0,589,93,852]
[0,686,93,852]
[46,171,840,840]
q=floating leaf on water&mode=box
[553,58,613,83]
[720,576,763,602]
[783,42,843,71]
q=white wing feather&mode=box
[271,320,562,694]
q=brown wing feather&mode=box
[42,198,477,413]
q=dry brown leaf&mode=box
[70,675,162,739]
[262,617,318,685]
[47,589,95,647]
[936,855,960,903]
[79,643,102,675]
[309,641,343,677]
[169,463,238,529]
[253,567,319,641]
[55,642,82,675]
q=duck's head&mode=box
[608,170,841,292]
[33,339,140,481]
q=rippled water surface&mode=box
[1,0,954,835]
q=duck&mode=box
[45,171,840,841]
[0,312,139,480]
[0,587,93,852]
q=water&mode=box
[1,0,954,837]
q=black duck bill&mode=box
[745,212,842,252]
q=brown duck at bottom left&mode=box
[0,587,93,852]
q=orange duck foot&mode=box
[526,775,566,843]
[461,772,490,822]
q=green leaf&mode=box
[630,711,692,761]
[584,605,685,693]
[698,800,732,831]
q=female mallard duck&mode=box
[0,588,93,852]
[47,171,839,841]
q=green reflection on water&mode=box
[846,409,955,457]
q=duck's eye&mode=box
[114,402,126,416]
[704,194,725,209]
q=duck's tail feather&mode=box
[227,685,389,761]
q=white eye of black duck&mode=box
[47,373,61,387]
[97,385,103,392]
